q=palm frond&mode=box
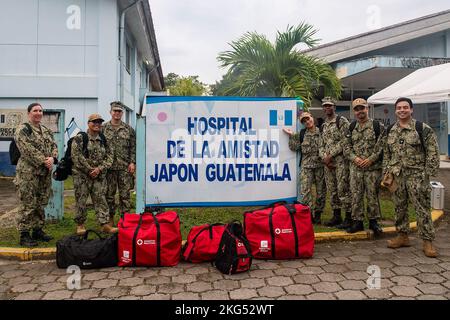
[275,23,320,54]
[216,23,341,102]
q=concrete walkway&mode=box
[1,214,449,300]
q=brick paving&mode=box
[0,214,448,300]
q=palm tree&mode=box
[217,23,341,108]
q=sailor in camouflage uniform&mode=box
[103,101,136,223]
[344,98,384,236]
[383,97,440,258]
[318,97,352,229]
[71,113,116,234]
[284,112,325,223]
[14,103,58,247]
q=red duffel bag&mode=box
[243,201,314,259]
[118,211,182,267]
[182,223,226,263]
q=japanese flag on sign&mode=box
[147,104,175,125]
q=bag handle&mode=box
[256,200,288,211]
[244,200,288,214]
[83,229,104,240]
[209,223,225,228]
[284,204,297,215]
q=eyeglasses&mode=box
[89,120,103,124]
[112,110,123,113]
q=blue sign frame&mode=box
[136,96,303,211]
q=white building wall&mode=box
[97,0,119,122]
[0,0,155,130]
[0,0,162,175]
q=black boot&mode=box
[32,228,54,242]
[369,219,383,237]
[313,211,322,225]
[324,209,342,227]
[20,232,38,247]
[336,211,352,229]
[346,220,364,233]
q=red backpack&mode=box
[243,201,314,260]
[118,211,181,267]
[182,223,226,263]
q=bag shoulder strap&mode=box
[299,128,307,144]
[336,115,342,129]
[373,120,381,140]
[23,123,32,135]
[99,132,107,148]
[386,123,395,137]
[349,120,357,133]
[415,120,425,154]
[76,132,89,158]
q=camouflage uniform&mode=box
[344,119,384,221]
[14,122,58,232]
[103,121,136,215]
[319,116,352,212]
[383,119,439,241]
[288,128,325,213]
[71,132,113,225]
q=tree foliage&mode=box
[217,23,342,108]
[164,74,207,96]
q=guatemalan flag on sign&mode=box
[269,109,293,126]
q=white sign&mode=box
[145,97,299,206]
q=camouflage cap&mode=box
[321,97,336,106]
[110,101,125,111]
[352,98,368,109]
[299,112,313,123]
[88,113,105,122]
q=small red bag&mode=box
[243,201,314,260]
[182,223,226,263]
[118,211,181,267]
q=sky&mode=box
[149,0,450,84]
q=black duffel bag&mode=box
[56,230,118,269]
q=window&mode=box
[0,114,5,124]
[125,42,131,74]
[125,108,130,125]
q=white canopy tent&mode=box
[368,62,450,104]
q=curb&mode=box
[315,210,444,242]
[0,210,445,262]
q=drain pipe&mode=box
[118,0,142,102]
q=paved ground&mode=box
[1,214,449,300]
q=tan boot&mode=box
[76,224,86,235]
[387,232,410,249]
[423,240,438,258]
[101,223,118,234]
